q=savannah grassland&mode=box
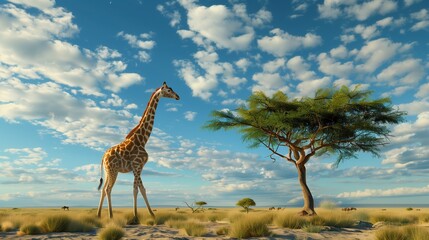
[0,207,429,239]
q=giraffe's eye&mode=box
[167,89,171,93]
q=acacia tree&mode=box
[205,86,405,216]
[236,198,256,213]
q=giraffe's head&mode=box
[160,82,180,100]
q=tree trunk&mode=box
[296,163,316,216]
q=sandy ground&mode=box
[0,222,376,239]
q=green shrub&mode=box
[18,224,42,235]
[229,216,270,238]
[406,207,413,211]
[40,215,71,232]
[98,224,125,240]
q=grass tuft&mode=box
[1,221,15,232]
[17,224,42,236]
[302,223,324,233]
[371,214,419,225]
[98,224,125,240]
[274,213,307,229]
[375,225,429,240]
[229,215,270,238]
[165,219,206,237]
[40,215,71,233]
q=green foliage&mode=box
[195,201,207,206]
[236,198,256,213]
[406,207,413,211]
[205,86,406,166]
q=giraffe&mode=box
[97,82,180,220]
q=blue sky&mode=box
[0,0,428,208]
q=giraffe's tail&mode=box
[97,159,104,191]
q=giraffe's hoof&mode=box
[128,216,140,225]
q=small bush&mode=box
[229,216,270,238]
[17,224,42,236]
[302,223,324,233]
[406,207,413,211]
[40,215,71,232]
[274,214,307,229]
[98,224,125,240]
[1,221,15,232]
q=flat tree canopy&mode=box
[206,86,406,215]
[236,198,256,213]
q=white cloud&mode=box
[397,100,429,115]
[252,72,289,96]
[0,78,136,149]
[117,31,155,62]
[0,2,143,95]
[287,56,316,81]
[182,4,254,51]
[416,83,429,99]
[337,185,429,198]
[258,28,322,57]
[404,0,422,6]
[262,58,286,73]
[355,38,412,73]
[5,147,47,165]
[317,53,354,78]
[410,9,429,31]
[354,24,379,39]
[318,0,397,21]
[377,58,424,86]
[184,111,197,121]
[235,58,250,72]
[156,4,181,27]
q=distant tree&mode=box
[184,201,207,213]
[195,201,207,210]
[236,198,256,213]
[206,86,406,216]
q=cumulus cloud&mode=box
[377,58,424,86]
[117,31,156,62]
[184,111,197,121]
[181,3,255,51]
[337,185,429,198]
[318,0,397,21]
[0,2,143,95]
[257,28,322,57]
[355,38,412,73]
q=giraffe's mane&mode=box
[125,87,162,140]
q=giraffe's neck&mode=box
[126,89,161,145]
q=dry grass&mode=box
[1,207,428,238]
[375,225,429,240]
[229,214,270,238]
[97,224,125,240]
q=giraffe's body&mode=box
[97,82,179,219]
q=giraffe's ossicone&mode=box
[97,82,180,220]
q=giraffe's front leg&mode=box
[131,175,139,224]
[137,177,155,218]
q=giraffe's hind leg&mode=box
[105,172,118,219]
[97,175,108,218]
